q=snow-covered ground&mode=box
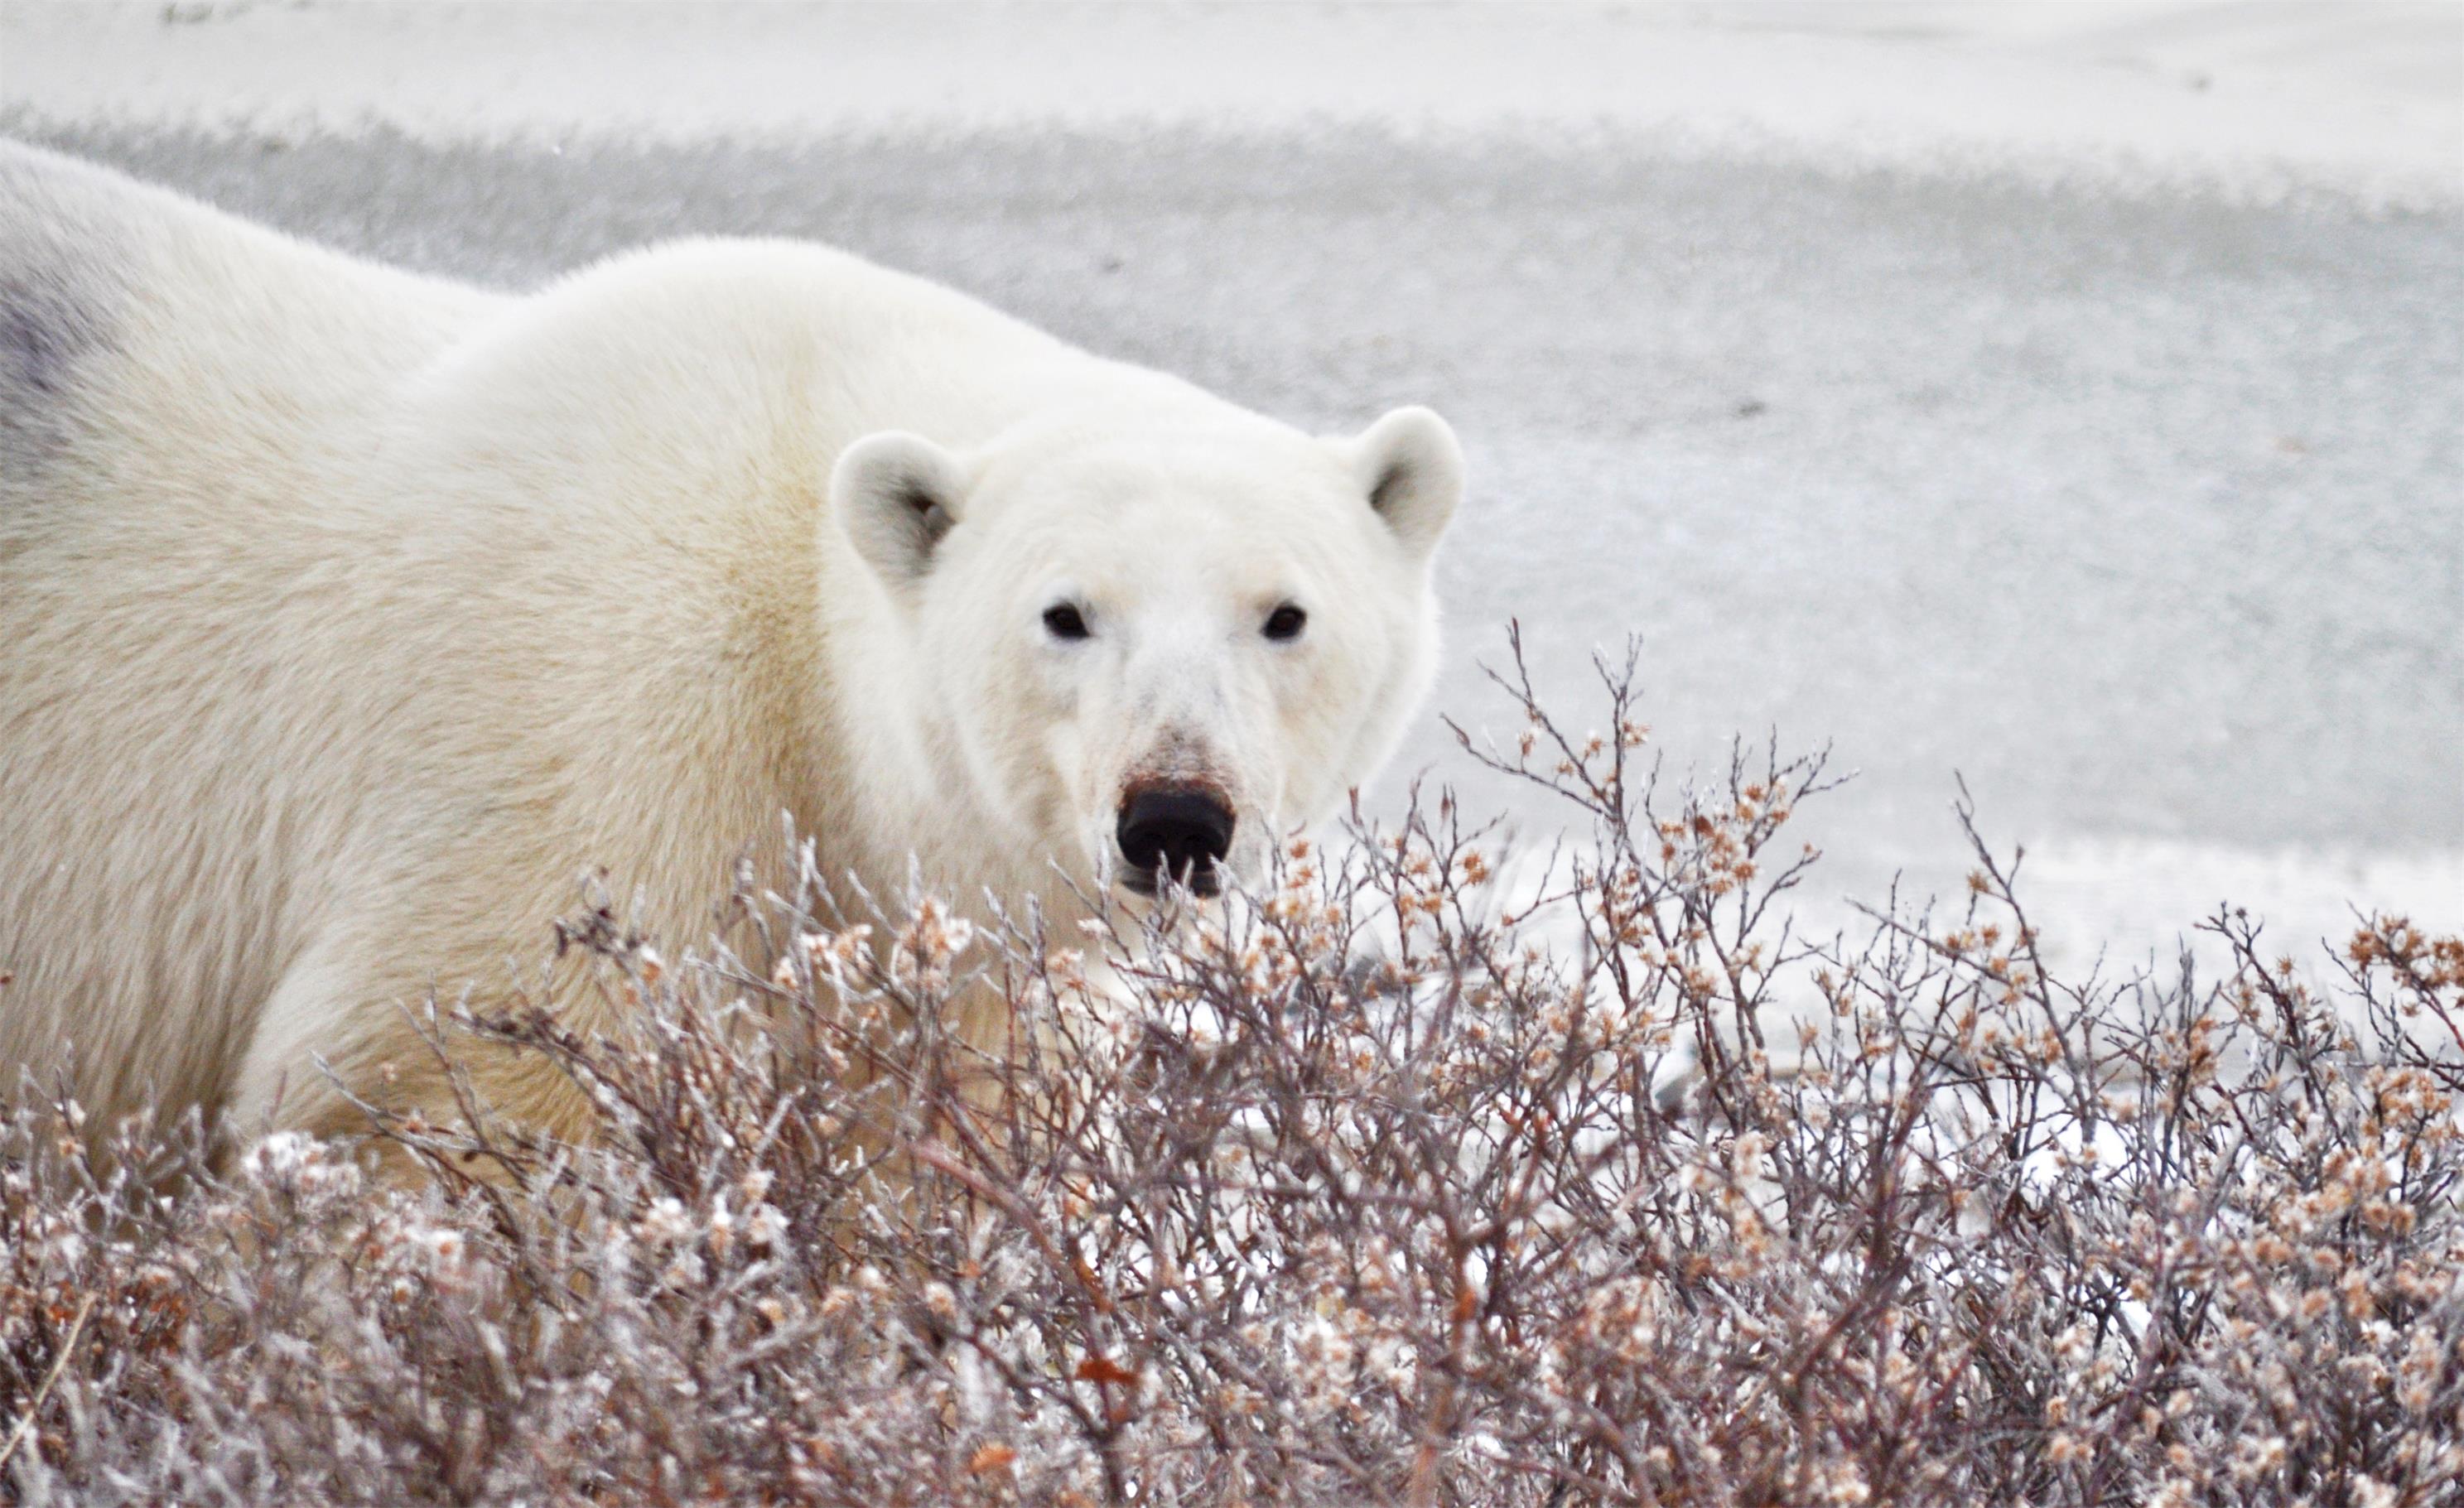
[7,2,2458,206]
[5,1,2459,979]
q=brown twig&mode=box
[0,1292,96,1474]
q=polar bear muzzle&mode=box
[1116,783,1237,897]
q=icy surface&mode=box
[3,2,2458,974]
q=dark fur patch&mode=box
[0,145,135,484]
[1,271,100,399]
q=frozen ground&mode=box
[4,2,2460,978]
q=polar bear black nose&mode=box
[1116,787,1237,896]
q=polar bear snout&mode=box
[1116,784,1237,897]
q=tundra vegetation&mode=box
[4,637,2459,1506]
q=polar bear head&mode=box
[833,406,1461,899]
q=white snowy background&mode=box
[4,0,2457,981]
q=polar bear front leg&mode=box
[227,935,422,1155]
[228,934,581,1184]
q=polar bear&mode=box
[0,143,1461,1160]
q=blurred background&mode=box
[5,0,2458,976]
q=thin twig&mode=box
[0,1292,96,1474]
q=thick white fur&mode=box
[0,145,1459,1156]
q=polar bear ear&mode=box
[833,431,970,593]
[1346,406,1463,562]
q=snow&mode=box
[5,2,2457,206]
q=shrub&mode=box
[5,637,2459,1506]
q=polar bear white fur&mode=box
[0,144,1460,1158]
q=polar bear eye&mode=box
[1262,604,1308,642]
[1042,603,1092,641]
